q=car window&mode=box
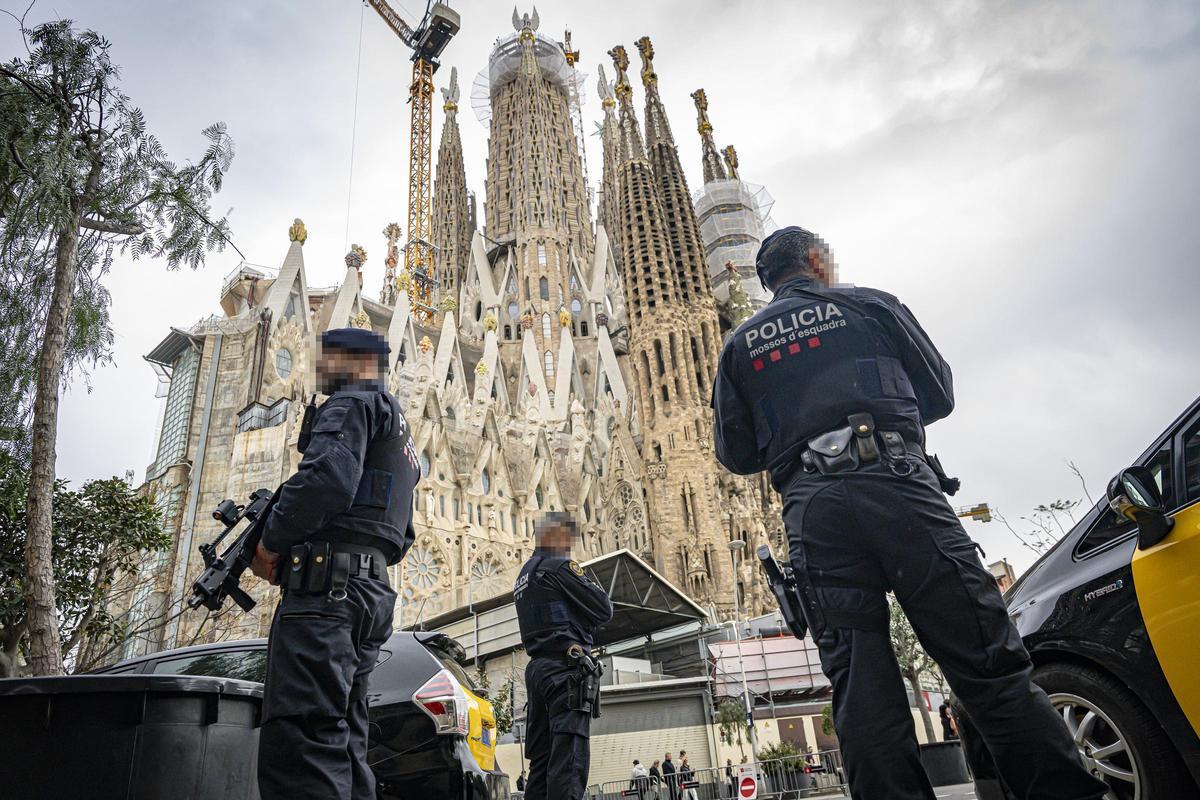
[151,649,267,683]
[1183,420,1200,505]
[1077,447,1172,557]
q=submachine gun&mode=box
[188,488,277,612]
[756,544,827,641]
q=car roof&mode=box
[98,629,450,673]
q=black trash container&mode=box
[0,674,262,800]
[920,740,970,786]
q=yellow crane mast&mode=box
[364,0,460,320]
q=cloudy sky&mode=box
[4,0,1197,571]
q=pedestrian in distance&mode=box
[514,512,613,800]
[649,759,663,799]
[679,757,698,800]
[938,698,959,741]
[516,770,527,792]
[725,758,735,798]
[661,752,678,800]
[631,759,650,799]
[711,227,1110,800]
[250,328,420,800]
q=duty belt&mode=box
[283,541,388,596]
[799,413,925,476]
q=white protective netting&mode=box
[470,31,588,129]
[693,179,777,304]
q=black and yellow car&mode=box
[960,396,1200,800]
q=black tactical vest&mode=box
[514,555,593,657]
[321,391,419,564]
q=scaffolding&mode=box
[469,29,588,128]
[693,178,777,307]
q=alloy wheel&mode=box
[1049,692,1139,800]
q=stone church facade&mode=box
[133,11,780,652]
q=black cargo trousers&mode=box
[258,575,396,800]
[782,456,1108,800]
[523,656,591,800]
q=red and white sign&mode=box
[737,765,758,799]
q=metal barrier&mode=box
[589,750,848,799]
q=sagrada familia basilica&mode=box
[135,9,782,650]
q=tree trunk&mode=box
[906,669,938,744]
[22,217,81,676]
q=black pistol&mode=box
[188,488,277,612]
[757,544,827,641]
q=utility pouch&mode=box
[926,453,961,496]
[847,413,880,462]
[305,542,331,592]
[286,543,310,592]
[803,426,859,475]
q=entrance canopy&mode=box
[420,549,709,661]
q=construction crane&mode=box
[364,0,460,321]
[955,503,993,523]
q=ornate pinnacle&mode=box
[288,218,307,245]
[722,145,740,179]
[691,89,712,135]
[345,244,367,272]
[608,45,632,101]
[597,64,615,109]
[634,36,657,88]
[441,66,460,113]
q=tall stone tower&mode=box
[605,44,735,611]
[690,89,776,326]
[431,67,472,303]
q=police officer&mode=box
[711,228,1107,800]
[514,512,613,800]
[250,327,420,800]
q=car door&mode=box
[1131,416,1200,735]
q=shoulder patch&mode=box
[568,560,585,577]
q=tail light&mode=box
[412,668,469,735]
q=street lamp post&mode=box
[728,539,760,761]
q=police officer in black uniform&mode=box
[251,327,420,800]
[712,228,1107,800]
[515,512,613,800]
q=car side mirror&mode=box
[1107,466,1174,549]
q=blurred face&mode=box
[535,522,574,555]
[316,347,380,394]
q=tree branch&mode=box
[79,216,145,236]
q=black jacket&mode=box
[514,552,613,657]
[262,380,420,564]
[712,276,953,487]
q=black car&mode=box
[100,630,509,800]
[960,397,1200,800]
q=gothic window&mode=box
[654,341,665,376]
[470,555,506,599]
[537,243,547,266]
[475,301,482,322]
[508,301,519,320]
[504,325,512,340]
[580,321,588,337]
[608,482,645,553]
[535,485,544,508]
[467,502,474,522]
[570,298,581,314]
[541,313,552,339]
[407,546,442,591]
[569,274,579,292]
[275,348,293,381]
[419,451,431,478]
[439,495,446,516]
[284,292,299,320]
[481,469,491,494]
[453,497,460,519]
[544,351,554,377]
[539,276,549,300]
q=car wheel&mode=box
[1033,662,1199,800]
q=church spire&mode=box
[691,88,727,184]
[722,144,740,179]
[597,63,623,271]
[431,66,471,306]
[632,37,718,410]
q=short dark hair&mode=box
[756,227,832,291]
